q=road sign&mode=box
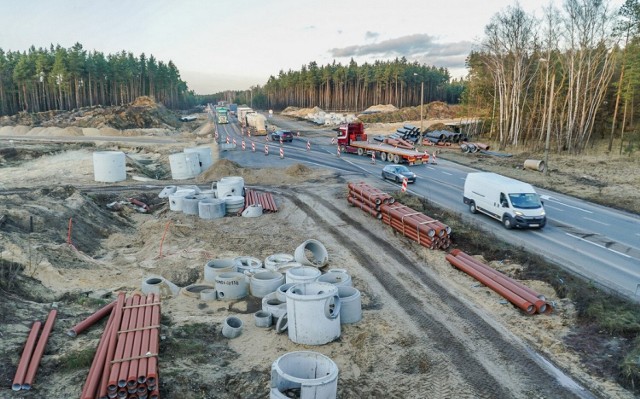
[401,178,408,192]
[331,137,335,145]
[280,147,284,159]
[306,141,310,151]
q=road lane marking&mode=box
[583,217,610,226]
[440,171,453,176]
[544,198,593,214]
[566,233,632,259]
[543,205,564,212]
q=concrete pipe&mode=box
[524,159,545,172]
[241,204,263,218]
[141,276,180,298]
[200,288,217,301]
[294,239,329,267]
[158,186,177,198]
[262,292,288,320]
[276,283,296,302]
[270,351,339,399]
[222,316,243,339]
[264,253,295,271]
[254,310,273,328]
[234,256,263,273]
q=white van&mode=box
[463,172,546,229]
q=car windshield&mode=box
[396,166,410,173]
[508,193,542,209]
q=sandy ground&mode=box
[0,121,637,398]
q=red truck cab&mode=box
[337,122,367,145]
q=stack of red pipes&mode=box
[244,188,278,213]
[12,309,57,391]
[71,292,162,399]
[347,182,395,219]
[347,182,452,250]
[446,249,553,315]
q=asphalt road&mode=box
[220,114,640,302]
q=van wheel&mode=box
[503,215,513,229]
[469,202,477,214]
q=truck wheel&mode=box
[469,202,477,214]
[503,215,513,229]
[393,154,400,164]
[380,152,387,162]
[357,148,364,156]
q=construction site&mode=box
[0,97,639,399]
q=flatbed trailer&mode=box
[337,122,428,165]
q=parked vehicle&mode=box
[271,130,293,142]
[336,122,427,165]
[463,172,546,229]
[382,164,417,183]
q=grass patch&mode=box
[391,191,640,393]
[57,347,96,371]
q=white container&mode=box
[276,283,296,302]
[249,270,285,298]
[217,176,244,197]
[285,282,341,345]
[222,316,243,339]
[270,351,339,399]
[169,152,200,180]
[316,270,352,287]
[262,292,287,320]
[337,286,362,324]
[198,198,226,219]
[182,195,203,215]
[184,146,213,172]
[158,185,177,198]
[204,258,240,283]
[224,195,245,215]
[294,239,329,267]
[286,266,322,285]
[168,189,196,211]
[93,151,126,182]
[215,272,248,300]
[233,256,263,273]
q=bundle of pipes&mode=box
[77,292,162,399]
[244,189,278,213]
[346,182,451,250]
[446,249,553,315]
[379,203,452,250]
[12,309,57,391]
[347,182,395,209]
[384,137,415,150]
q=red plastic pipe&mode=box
[451,251,548,313]
[11,321,42,391]
[67,300,116,337]
[446,254,536,315]
[127,295,148,389]
[98,293,126,399]
[137,294,153,384]
[22,309,57,390]
[146,296,161,386]
[81,307,116,399]
[118,295,141,388]
[108,296,135,393]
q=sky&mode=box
[0,0,626,94]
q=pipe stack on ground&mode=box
[12,309,57,391]
[75,292,162,399]
[244,188,278,213]
[446,249,553,315]
[347,182,451,250]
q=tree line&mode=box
[0,43,194,116]
[464,0,640,154]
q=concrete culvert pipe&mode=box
[254,310,273,328]
[524,159,545,172]
[234,256,263,273]
[294,239,329,267]
[222,316,243,339]
[141,276,180,298]
[264,253,294,271]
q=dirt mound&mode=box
[0,96,182,130]
[285,163,312,176]
[362,104,399,114]
[197,159,244,182]
[358,101,461,124]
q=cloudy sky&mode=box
[0,0,624,94]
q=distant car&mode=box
[271,130,293,142]
[382,164,417,183]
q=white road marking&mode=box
[566,233,632,259]
[543,205,564,212]
[583,217,610,226]
[544,198,592,213]
[441,171,453,176]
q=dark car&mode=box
[271,130,294,142]
[382,164,417,183]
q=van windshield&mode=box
[508,193,542,209]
